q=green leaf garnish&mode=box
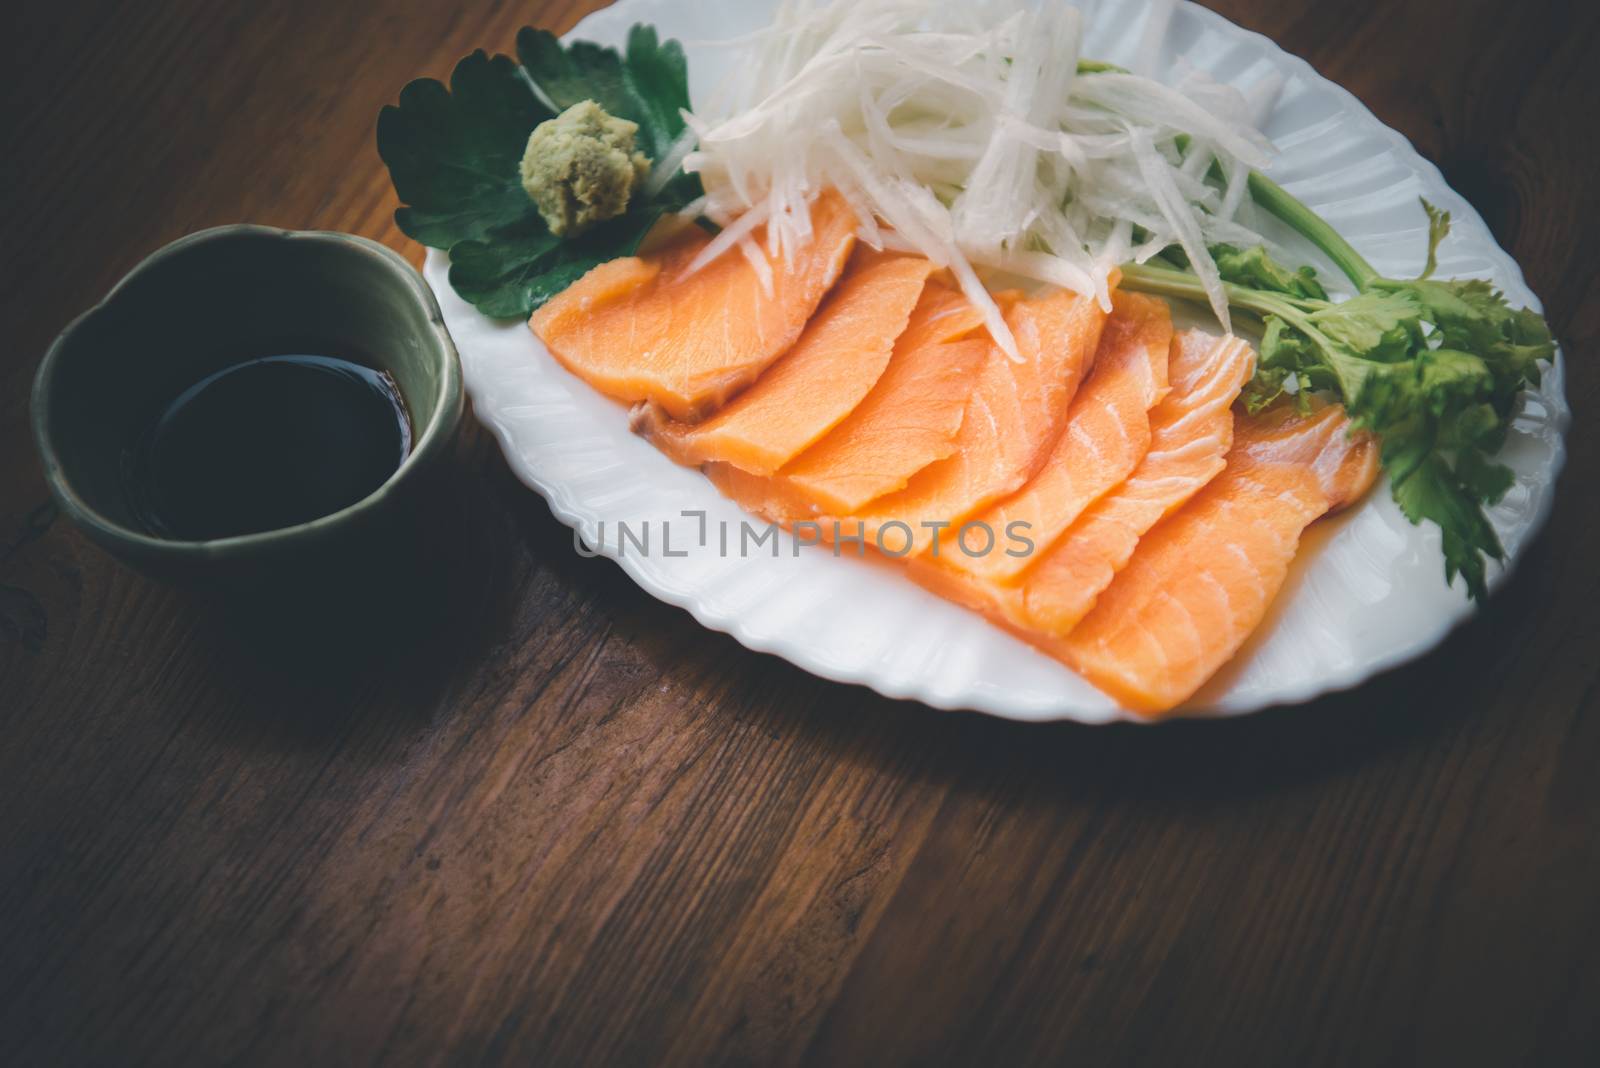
[378,23,703,318]
[447,204,664,318]
[1390,453,1504,601]
[1123,195,1556,603]
[515,30,637,131]
[1212,243,1328,301]
[1420,199,1450,279]
[619,25,692,160]
[377,51,551,249]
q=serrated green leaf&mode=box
[1417,348,1493,412]
[448,203,665,318]
[1242,316,1299,411]
[1451,402,1503,449]
[1256,315,1307,367]
[515,29,636,120]
[1420,198,1450,279]
[512,24,691,164]
[377,51,550,249]
[1345,357,1420,430]
[380,23,703,320]
[1454,447,1515,506]
[1307,290,1420,363]
[445,221,561,319]
[1398,277,1510,349]
[1212,243,1328,301]
[1390,453,1503,601]
[1378,422,1432,486]
[622,24,691,160]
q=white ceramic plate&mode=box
[425,0,1568,723]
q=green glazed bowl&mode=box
[31,226,463,587]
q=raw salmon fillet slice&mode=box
[927,291,1172,586]
[530,190,856,421]
[703,280,995,521]
[1055,401,1379,714]
[1015,329,1256,635]
[629,249,937,475]
[906,326,1243,631]
[843,287,1108,556]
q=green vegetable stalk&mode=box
[1122,179,1556,602]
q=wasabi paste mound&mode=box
[520,100,650,237]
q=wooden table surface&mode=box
[3,1,1597,1064]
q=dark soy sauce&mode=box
[127,354,412,540]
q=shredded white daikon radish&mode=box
[643,126,701,199]
[679,0,1279,354]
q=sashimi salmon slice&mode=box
[629,249,937,476]
[702,281,995,523]
[908,327,1249,632]
[1015,329,1256,635]
[841,287,1108,556]
[530,189,856,421]
[1054,401,1379,714]
[921,290,1172,587]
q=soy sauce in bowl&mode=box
[127,353,412,541]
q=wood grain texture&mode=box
[2,1,1597,1065]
